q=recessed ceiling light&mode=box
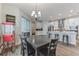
[68,14,72,17]
[58,13,62,16]
[50,16,52,18]
[70,10,74,13]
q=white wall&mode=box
[42,21,49,35]
[0,4,3,45]
[0,4,2,34]
[0,4,2,25]
[1,4,27,45]
[0,4,1,22]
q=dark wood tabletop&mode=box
[27,35,51,55]
[27,35,51,49]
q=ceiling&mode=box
[3,3,79,21]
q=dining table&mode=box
[27,35,51,56]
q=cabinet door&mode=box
[58,19,65,30]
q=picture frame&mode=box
[6,14,15,23]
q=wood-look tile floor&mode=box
[1,42,79,56]
[56,42,79,56]
[1,46,22,56]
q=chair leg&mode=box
[21,46,25,56]
[54,52,56,56]
[23,50,25,56]
[53,52,56,56]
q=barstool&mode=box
[48,33,52,38]
[63,35,69,45]
[55,34,59,40]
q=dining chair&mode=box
[48,39,58,56]
[39,39,58,56]
[20,35,27,56]
[26,41,35,56]
[20,33,35,56]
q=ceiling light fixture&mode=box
[70,10,74,13]
[31,4,41,21]
[58,13,62,16]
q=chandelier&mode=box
[31,4,41,21]
[31,10,41,18]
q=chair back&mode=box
[48,39,58,56]
[20,33,27,55]
[20,33,35,56]
[26,41,35,55]
[20,33,27,45]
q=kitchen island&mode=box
[48,31,77,46]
